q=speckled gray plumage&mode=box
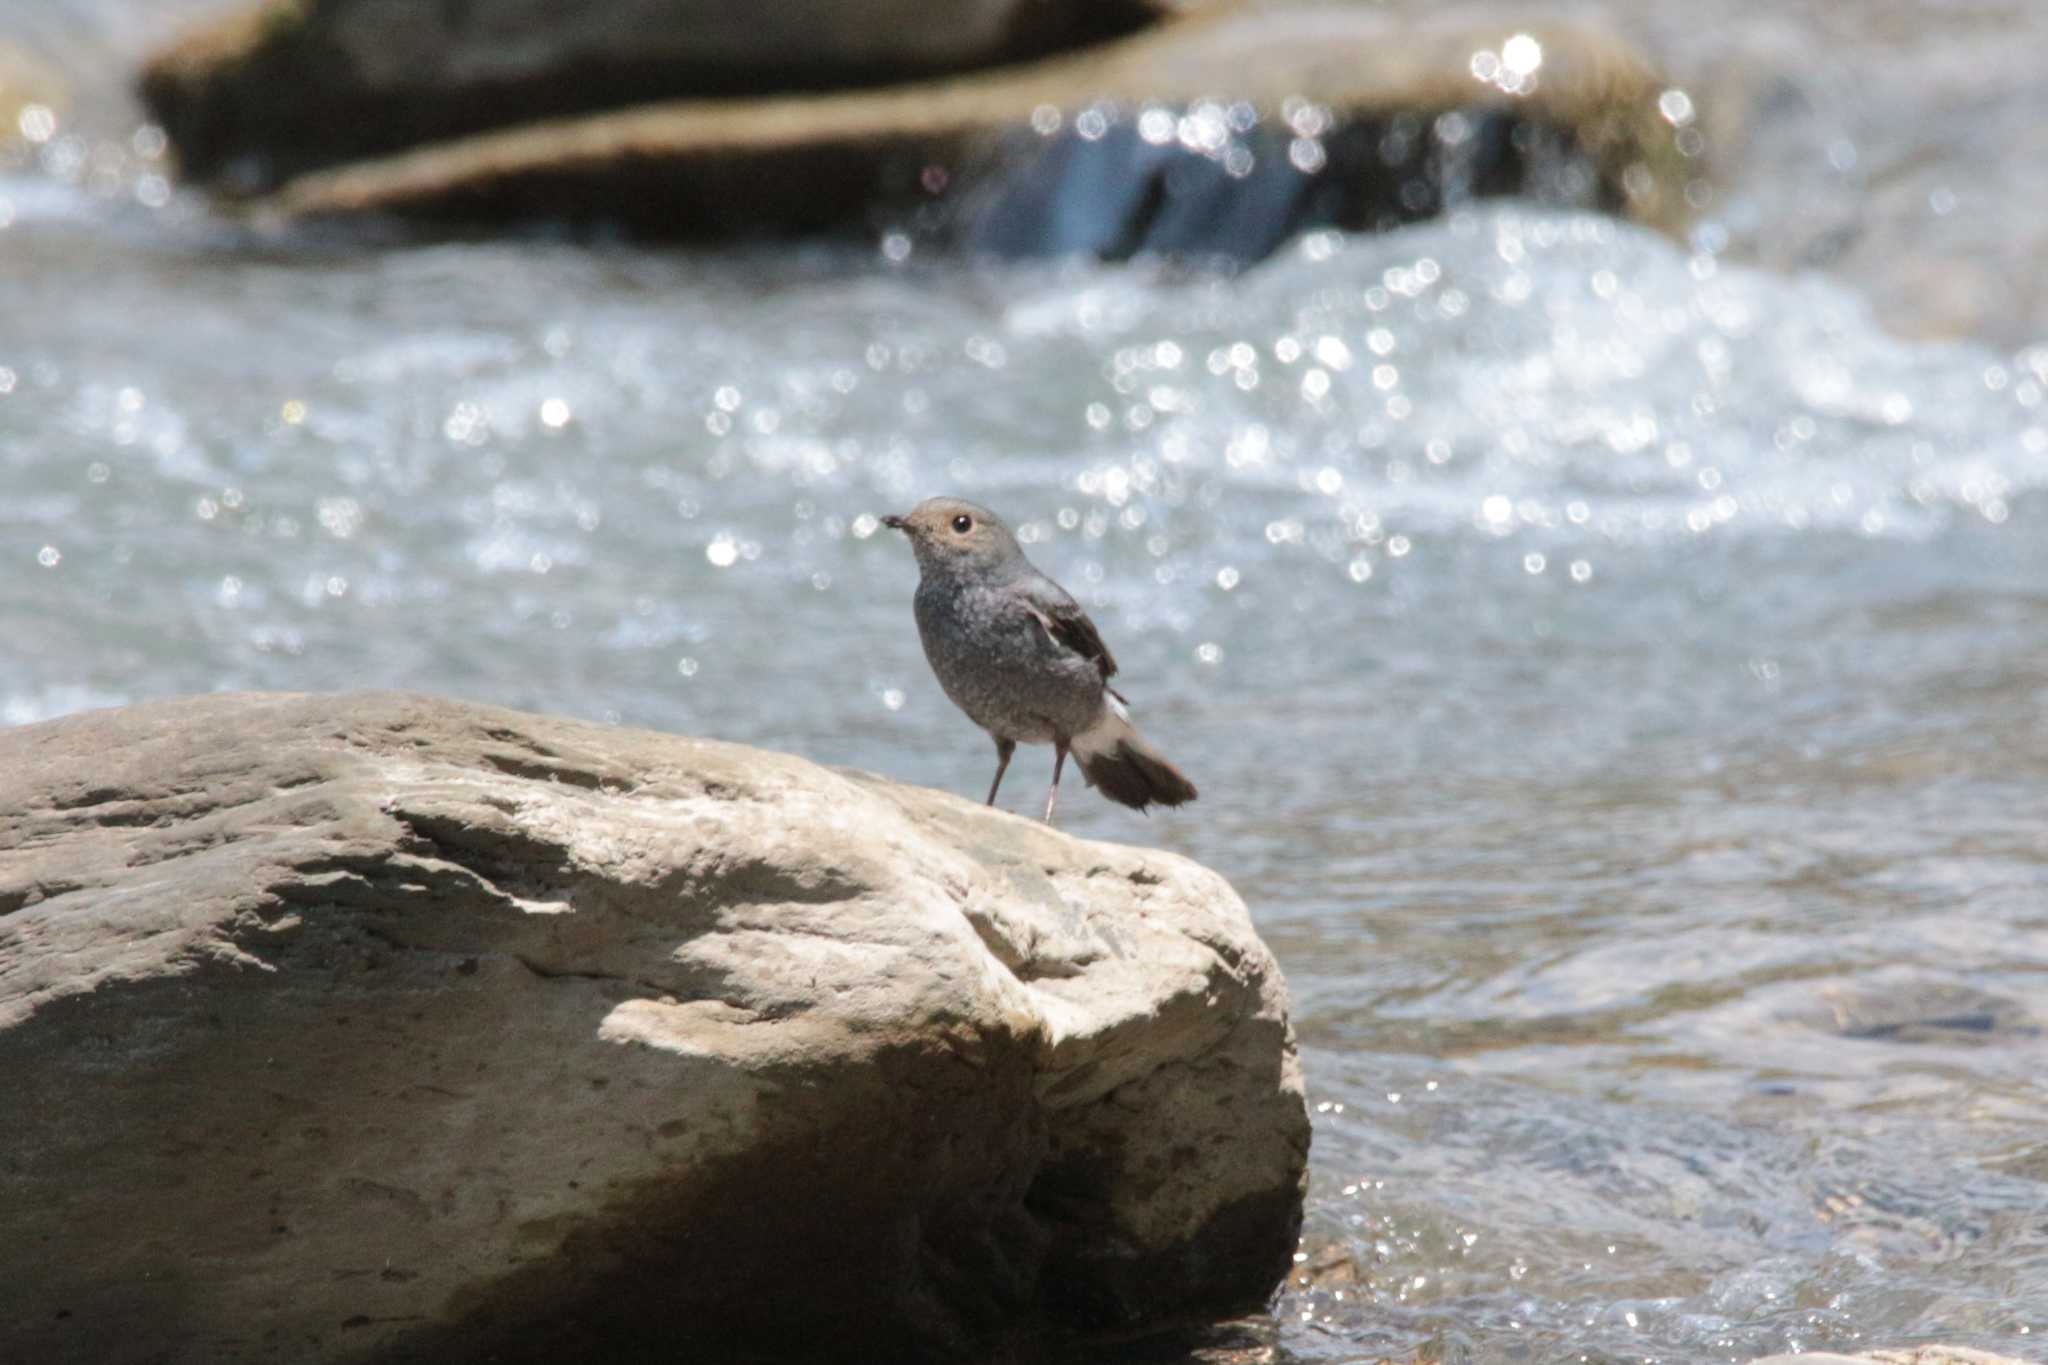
[883,496,1196,820]
[911,552,1106,744]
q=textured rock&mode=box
[138,0,1158,188]
[0,691,1307,1365]
[152,6,1688,249]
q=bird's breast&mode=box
[911,579,1101,738]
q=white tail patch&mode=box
[1072,704,1198,811]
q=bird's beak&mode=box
[880,514,907,531]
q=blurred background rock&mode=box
[11,0,2042,342]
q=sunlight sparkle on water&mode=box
[4,178,2045,1360]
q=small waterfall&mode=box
[955,103,1591,263]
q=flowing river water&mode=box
[5,5,2047,1363]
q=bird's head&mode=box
[881,497,1022,579]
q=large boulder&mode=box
[143,4,1691,251]
[138,0,1161,188]
[0,692,1308,1364]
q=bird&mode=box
[880,496,1197,823]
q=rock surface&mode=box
[139,0,1159,188]
[135,2,1688,251]
[252,8,1686,250]
[0,691,1308,1364]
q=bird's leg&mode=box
[986,737,1016,806]
[1043,740,1068,823]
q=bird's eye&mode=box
[951,514,973,533]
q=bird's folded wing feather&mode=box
[1017,580,1119,683]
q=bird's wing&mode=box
[1017,579,1120,685]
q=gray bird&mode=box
[881,496,1197,822]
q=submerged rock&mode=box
[0,692,1308,1365]
[1816,975,2035,1043]
[142,4,1690,255]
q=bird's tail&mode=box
[1071,699,1198,813]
